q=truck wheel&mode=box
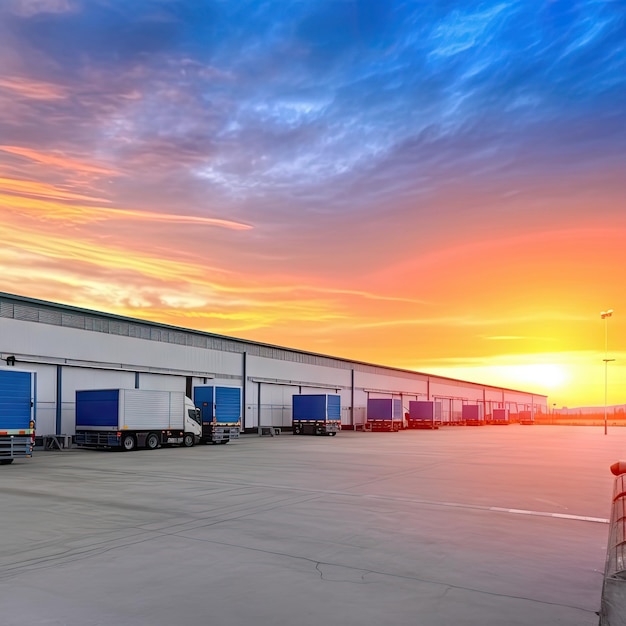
[293,425,301,435]
[121,434,136,451]
[182,433,195,448]
[145,433,159,450]
[0,459,14,465]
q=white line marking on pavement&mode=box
[489,506,608,523]
[358,493,610,523]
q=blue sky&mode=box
[3,1,624,217]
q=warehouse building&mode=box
[0,292,547,436]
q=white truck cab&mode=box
[184,397,202,444]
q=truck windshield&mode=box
[188,408,201,425]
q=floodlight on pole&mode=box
[601,309,614,436]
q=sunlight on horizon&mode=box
[421,354,625,408]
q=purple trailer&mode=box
[407,401,442,429]
[491,408,510,425]
[462,404,484,426]
[366,398,403,432]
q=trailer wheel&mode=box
[182,433,195,448]
[145,433,159,450]
[293,425,301,435]
[0,459,14,465]
[121,434,136,451]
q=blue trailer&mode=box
[366,398,403,432]
[407,400,442,429]
[292,394,340,436]
[0,368,36,465]
[193,386,241,444]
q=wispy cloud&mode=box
[0,146,118,177]
[0,177,110,203]
[7,0,77,18]
[0,191,253,230]
[0,76,68,100]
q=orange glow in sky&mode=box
[1,2,625,409]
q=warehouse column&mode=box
[55,365,62,436]
[242,351,247,431]
[256,382,261,435]
[350,369,355,428]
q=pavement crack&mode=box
[314,562,374,584]
[160,531,598,615]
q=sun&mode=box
[505,363,568,390]
[421,360,571,399]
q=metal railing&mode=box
[599,462,626,625]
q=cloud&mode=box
[0,188,253,230]
[0,76,68,100]
[7,0,76,17]
[117,209,252,230]
[428,3,511,58]
[0,177,110,203]
[2,0,624,222]
[0,145,119,177]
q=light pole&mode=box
[601,309,614,436]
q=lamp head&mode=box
[601,309,613,319]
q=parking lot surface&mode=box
[1,425,624,625]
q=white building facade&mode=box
[0,292,547,436]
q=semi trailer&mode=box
[490,408,510,425]
[407,400,442,429]
[366,398,403,431]
[0,368,36,464]
[292,394,340,436]
[75,389,201,450]
[462,404,485,426]
[193,385,241,444]
[519,410,534,425]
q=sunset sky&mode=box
[1,0,625,408]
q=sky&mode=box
[1,0,625,408]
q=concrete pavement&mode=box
[1,425,623,625]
